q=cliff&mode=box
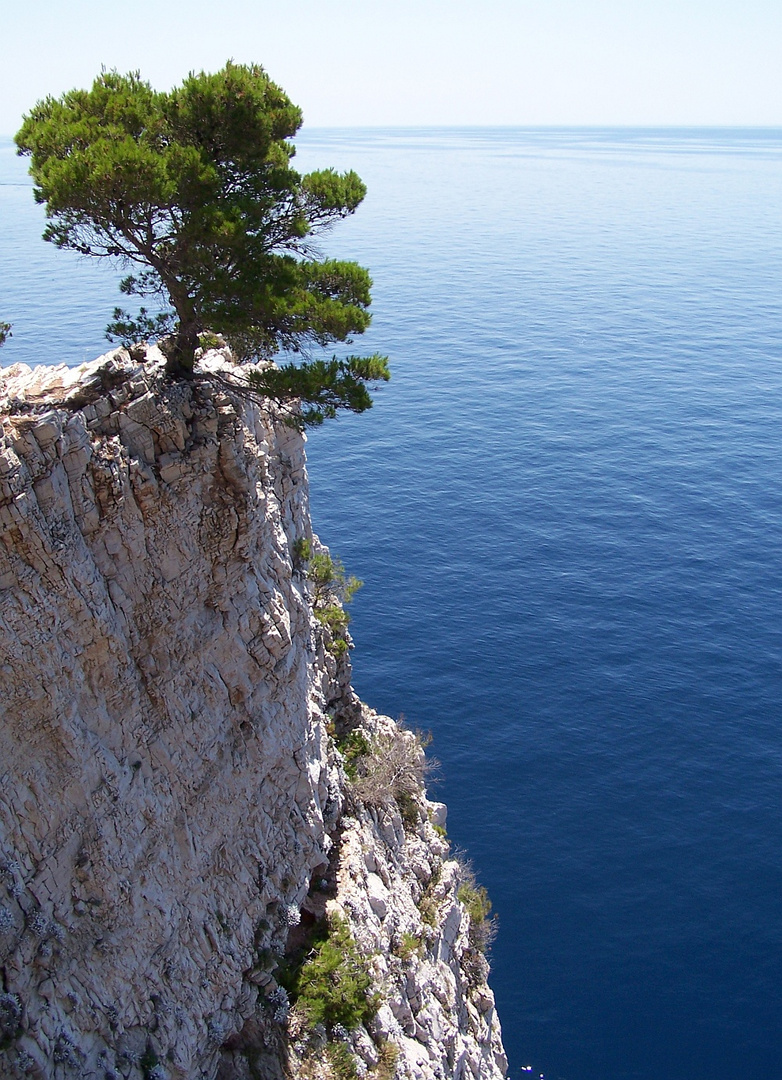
[0,348,507,1080]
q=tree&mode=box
[0,322,10,348]
[15,63,389,421]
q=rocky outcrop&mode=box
[0,348,507,1080]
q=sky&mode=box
[2,0,782,133]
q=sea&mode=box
[2,127,782,1080]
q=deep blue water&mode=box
[3,128,782,1080]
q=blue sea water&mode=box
[3,128,782,1080]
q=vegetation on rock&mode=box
[298,547,362,655]
[335,729,372,781]
[281,914,379,1031]
[457,864,498,955]
[393,930,425,962]
[244,354,390,431]
[15,62,389,422]
[351,726,433,823]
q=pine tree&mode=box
[16,64,388,422]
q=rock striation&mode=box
[0,348,507,1080]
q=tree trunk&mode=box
[162,277,199,377]
[164,321,199,378]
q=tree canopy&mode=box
[15,63,388,422]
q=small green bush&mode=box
[139,1046,161,1079]
[315,603,350,638]
[336,730,372,780]
[289,916,379,1031]
[418,889,439,928]
[301,550,362,656]
[308,554,362,608]
[457,881,492,926]
[457,868,497,954]
[374,1040,400,1080]
[396,790,420,830]
[292,536,312,565]
[327,1041,359,1080]
[393,931,424,961]
[197,331,224,351]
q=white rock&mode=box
[0,351,508,1080]
[366,872,389,919]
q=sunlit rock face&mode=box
[0,348,506,1080]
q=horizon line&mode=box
[3,123,782,141]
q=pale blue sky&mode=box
[2,0,781,133]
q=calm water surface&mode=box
[3,128,782,1080]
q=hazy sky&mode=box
[2,0,781,133]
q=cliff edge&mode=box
[0,348,507,1080]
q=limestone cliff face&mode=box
[0,349,507,1080]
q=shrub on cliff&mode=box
[351,726,435,828]
[301,549,362,654]
[457,864,497,956]
[15,63,389,423]
[283,915,379,1031]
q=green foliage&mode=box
[329,637,350,658]
[15,62,388,397]
[457,867,497,955]
[307,553,362,605]
[393,931,424,962]
[326,1042,359,1080]
[396,791,421,830]
[457,881,492,926]
[417,862,443,928]
[316,604,351,638]
[108,306,174,345]
[306,552,331,592]
[302,551,362,655]
[292,536,312,566]
[0,322,10,348]
[336,729,372,780]
[418,890,438,928]
[286,915,379,1031]
[198,330,225,351]
[373,1040,400,1080]
[139,1046,160,1079]
[244,353,390,430]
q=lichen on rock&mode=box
[0,347,506,1079]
